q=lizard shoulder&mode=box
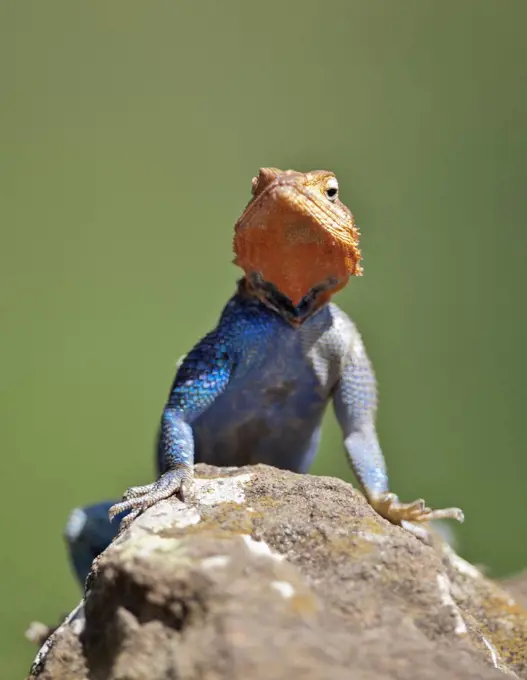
[302,303,363,389]
[327,303,369,361]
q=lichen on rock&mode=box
[28,464,527,680]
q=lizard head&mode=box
[233,168,362,306]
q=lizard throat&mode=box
[238,276,333,326]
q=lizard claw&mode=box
[370,491,464,526]
[109,465,193,531]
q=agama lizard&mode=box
[65,168,463,584]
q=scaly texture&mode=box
[233,167,362,305]
[65,169,462,585]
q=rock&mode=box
[502,573,527,609]
[28,464,527,679]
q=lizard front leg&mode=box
[332,328,463,533]
[109,328,236,530]
[109,416,195,530]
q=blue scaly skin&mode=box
[65,278,463,584]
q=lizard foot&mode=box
[370,492,464,528]
[108,465,192,531]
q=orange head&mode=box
[233,168,362,305]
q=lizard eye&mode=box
[324,177,339,202]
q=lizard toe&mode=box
[371,492,464,527]
[109,466,193,526]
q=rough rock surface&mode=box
[28,464,526,679]
[503,573,527,609]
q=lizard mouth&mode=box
[233,168,362,305]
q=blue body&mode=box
[66,287,388,584]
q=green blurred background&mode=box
[2,1,526,675]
